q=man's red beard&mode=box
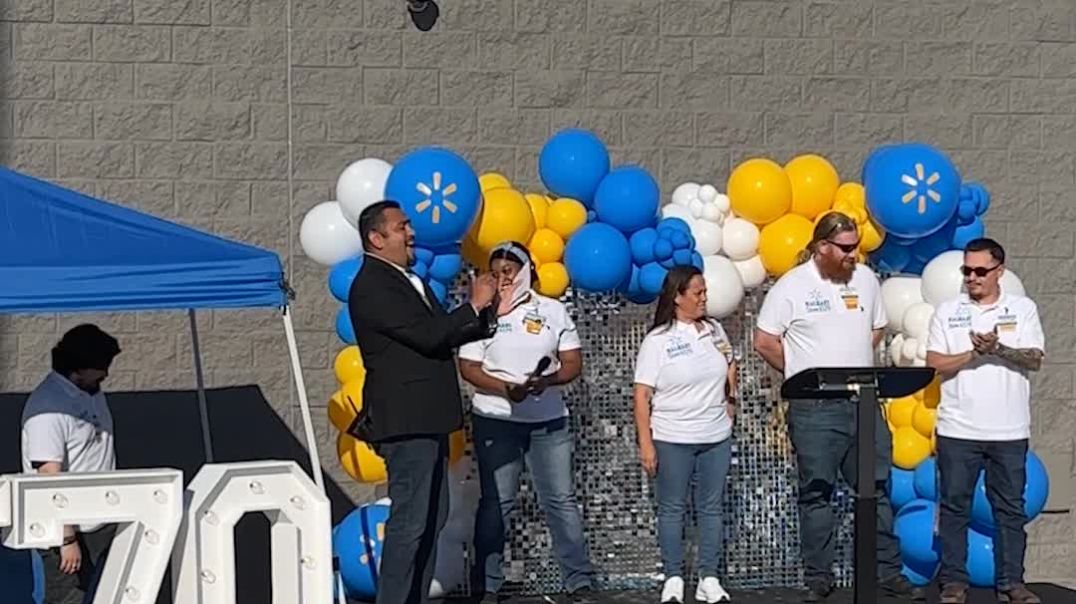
[817,254,855,283]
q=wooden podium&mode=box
[781,367,935,604]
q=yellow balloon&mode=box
[461,235,487,268]
[757,214,813,277]
[479,172,512,192]
[337,432,387,483]
[727,158,793,225]
[525,193,550,229]
[327,390,354,433]
[834,182,866,208]
[892,426,931,470]
[546,198,588,240]
[912,403,936,439]
[469,188,536,252]
[888,395,918,428]
[920,375,942,409]
[529,228,565,264]
[334,346,365,385]
[860,217,885,253]
[784,154,839,220]
[536,262,569,298]
[449,430,466,465]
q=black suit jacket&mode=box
[347,255,494,442]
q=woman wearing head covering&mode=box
[633,265,737,604]
[458,241,595,604]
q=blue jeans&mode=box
[937,436,1028,587]
[787,400,902,585]
[471,416,594,594]
[654,438,732,579]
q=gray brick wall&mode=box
[2,0,1075,586]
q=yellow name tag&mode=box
[841,293,859,310]
[997,321,1017,333]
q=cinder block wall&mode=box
[1,0,1074,586]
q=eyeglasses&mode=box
[825,240,860,254]
[960,264,1001,278]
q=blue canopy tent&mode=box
[0,166,324,489]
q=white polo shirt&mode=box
[21,371,117,532]
[757,260,887,379]
[634,320,734,444]
[459,292,581,423]
[926,292,1044,441]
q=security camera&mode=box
[407,0,439,31]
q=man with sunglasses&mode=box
[21,324,122,604]
[754,212,923,602]
[926,238,1045,604]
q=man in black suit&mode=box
[348,200,498,604]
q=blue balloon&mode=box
[638,262,668,295]
[690,251,704,271]
[956,198,978,224]
[427,279,448,306]
[890,466,918,510]
[411,260,428,279]
[653,238,674,262]
[952,217,985,250]
[335,503,391,600]
[329,256,364,303]
[656,217,691,235]
[593,166,660,233]
[863,143,961,239]
[911,220,957,265]
[538,129,611,206]
[669,230,691,250]
[870,238,911,274]
[672,248,694,267]
[336,306,355,344]
[970,450,1050,536]
[895,499,940,572]
[629,228,658,265]
[414,247,436,265]
[902,563,935,587]
[587,210,597,223]
[428,252,462,282]
[904,258,926,275]
[966,529,996,587]
[961,182,991,216]
[659,256,678,269]
[563,223,632,292]
[385,147,481,247]
[913,457,938,501]
[889,234,919,247]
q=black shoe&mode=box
[803,581,833,602]
[880,575,926,600]
[563,586,598,604]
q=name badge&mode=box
[522,310,545,335]
[996,313,1018,333]
[839,287,860,311]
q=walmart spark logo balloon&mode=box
[385,147,481,247]
[863,143,960,239]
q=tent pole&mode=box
[282,307,325,491]
[189,309,214,463]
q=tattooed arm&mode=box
[991,343,1044,372]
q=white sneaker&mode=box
[694,577,731,603]
[661,576,685,603]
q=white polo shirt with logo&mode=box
[459,292,581,423]
[634,320,735,444]
[926,292,1044,441]
[757,260,887,379]
[21,371,117,532]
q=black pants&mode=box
[375,435,450,604]
[40,525,115,604]
[937,436,1028,588]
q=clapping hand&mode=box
[970,327,999,355]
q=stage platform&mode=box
[501,583,1076,604]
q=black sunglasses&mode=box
[960,264,1001,278]
[825,239,859,254]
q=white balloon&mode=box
[889,334,905,366]
[713,193,731,214]
[734,255,767,289]
[921,250,965,306]
[661,203,695,223]
[1000,269,1026,297]
[700,203,724,224]
[671,182,700,206]
[702,256,745,319]
[912,356,927,368]
[902,302,936,341]
[689,198,705,218]
[698,184,719,203]
[901,337,919,364]
[722,217,760,261]
[916,341,927,360]
[881,276,925,334]
[690,219,724,256]
[299,201,363,266]
[336,158,393,225]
